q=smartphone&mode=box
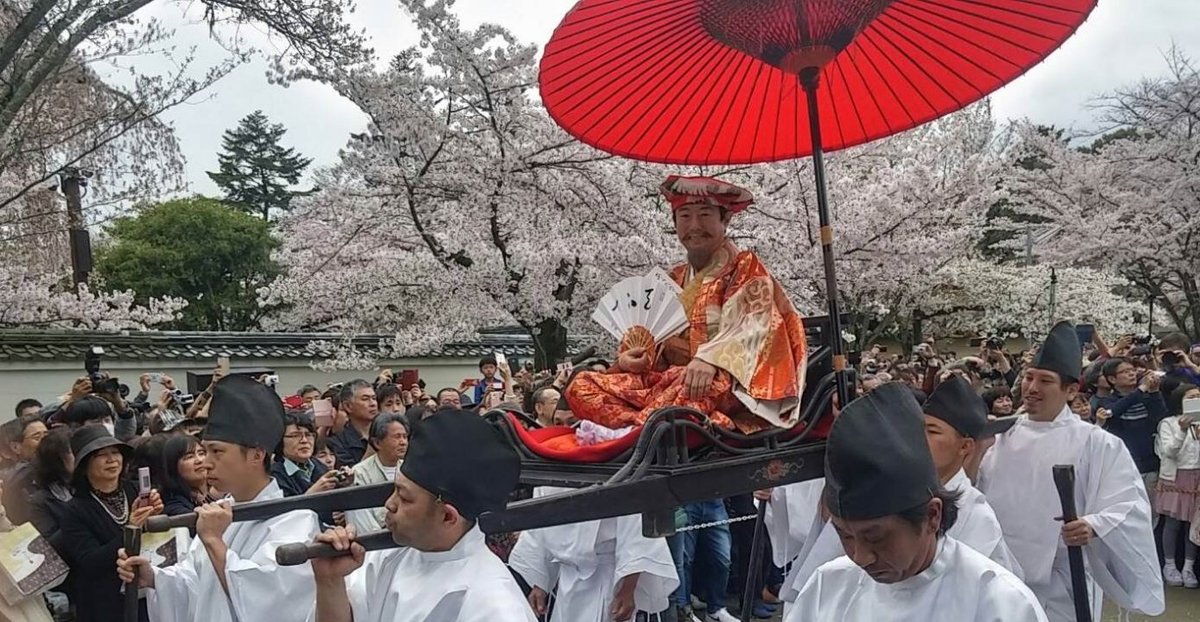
[1074,324,1095,347]
[556,361,573,374]
[1183,398,1200,417]
[399,369,419,388]
[969,337,985,348]
[312,399,334,428]
[148,372,163,384]
[877,346,888,353]
[138,467,152,499]
[462,378,478,387]
[495,352,508,368]
[217,356,231,376]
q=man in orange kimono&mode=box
[566,175,808,433]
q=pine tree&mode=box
[207,111,313,221]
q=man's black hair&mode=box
[1101,357,1130,384]
[376,383,403,406]
[14,398,42,417]
[896,487,962,536]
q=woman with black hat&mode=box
[57,424,162,622]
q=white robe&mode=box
[508,487,678,621]
[787,537,1047,622]
[944,468,1024,580]
[978,406,1165,621]
[343,526,535,622]
[778,472,1023,611]
[764,478,824,569]
[148,480,322,622]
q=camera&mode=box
[1162,351,1182,368]
[1132,335,1154,346]
[863,361,879,374]
[84,346,126,396]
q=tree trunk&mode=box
[529,318,569,371]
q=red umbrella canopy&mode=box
[539,0,1098,165]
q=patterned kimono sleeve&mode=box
[693,253,806,427]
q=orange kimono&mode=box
[567,241,808,433]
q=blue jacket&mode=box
[1094,389,1168,474]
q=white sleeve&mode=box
[1079,433,1165,616]
[975,571,1048,622]
[613,515,680,615]
[224,511,322,622]
[148,556,200,622]
[507,531,554,592]
[1156,417,1185,462]
[345,508,383,536]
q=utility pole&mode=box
[1048,267,1058,326]
[60,167,94,287]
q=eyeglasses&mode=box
[284,432,315,441]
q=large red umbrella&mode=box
[540,0,1097,406]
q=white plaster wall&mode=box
[0,357,485,421]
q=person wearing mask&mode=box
[309,410,533,622]
[159,434,211,517]
[346,413,410,534]
[1093,357,1169,497]
[272,413,335,498]
[509,487,679,622]
[1155,384,1200,589]
[978,322,1164,621]
[118,376,322,622]
[327,380,378,467]
[786,384,1046,622]
[58,425,163,622]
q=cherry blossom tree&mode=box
[914,259,1141,342]
[722,102,1001,347]
[993,48,1200,339]
[0,0,369,329]
[265,0,671,367]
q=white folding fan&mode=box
[593,268,688,359]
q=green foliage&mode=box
[207,111,312,220]
[95,197,281,331]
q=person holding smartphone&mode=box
[1155,384,1200,589]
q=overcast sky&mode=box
[134,0,1200,196]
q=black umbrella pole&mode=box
[739,500,769,622]
[802,73,851,408]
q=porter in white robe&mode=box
[778,470,1022,611]
[340,525,534,622]
[508,487,679,621]
[787,536,1046,622]
[148,480,321,622]
[978,406,1165,621]
[944,468,1023,579]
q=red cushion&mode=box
[507,414,643,463]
